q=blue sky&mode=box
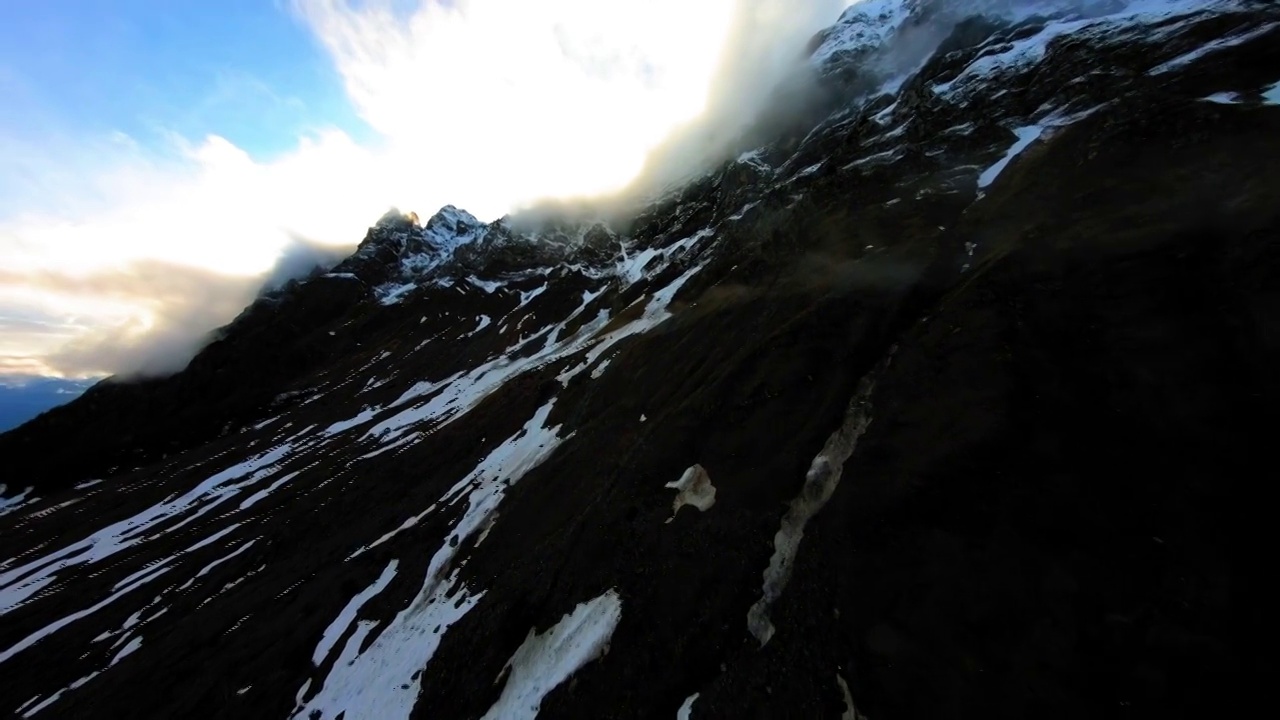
[0,0,368,163]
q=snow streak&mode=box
[480,590,624,720]
[747,368,883,646]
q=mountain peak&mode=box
[374,207,418,231]
[422,204,484,242]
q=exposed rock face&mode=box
[3,1,1280,718]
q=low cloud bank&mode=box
[2,237,343,379]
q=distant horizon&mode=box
[0,375,95,432]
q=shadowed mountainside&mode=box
[2,1,1279,718]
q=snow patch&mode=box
[0,487,35,517]
[177,538,257,591]
[295,401,570,720]
[1264,80,1280,105]
[109,636,142,666]
[617,245,664,285]
[933,18,1091,97]
[843,146,905,171]
[1201,91,1242,104]
[677,692,700,719]
[977,107,1101,190]
[371,239,710,444]
[469,277,505,294]
[376,282,418,306]
[934,1,1240,99]
[323,408,382,437]
[311,560,399,667]
[726,201,761,222]
[747,369,882,646]
[357,431,421,461]
[589,357,613,379]
[238,472,300,510]
[291,566,478,719]
[838,674,865,720]
[665,465,717,521]
[20,671,101,717]
[1149,22,1279,75]
[872,101,899,126]
[23,497,82,521]
[519,283,549,305]
[0,566,171,664]
[465,315,493,337]
[556,259,710,385]
[795,161,825,179]
[977,125,1045,188]
[1,442,293,616]
[347,505,437,560]
[480,590,623,720]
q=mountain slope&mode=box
[3,1,1279,718]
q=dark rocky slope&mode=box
[2,1,1279,718]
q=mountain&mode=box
[0,376,94,433]
[3,1,1279,717]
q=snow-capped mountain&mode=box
[3,0,1280,717]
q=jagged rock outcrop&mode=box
[3,1,1279,718]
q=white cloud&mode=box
[1,129,399,277]
[292,0,744,213]
[0,127,400,376]
[0,0,857,377]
